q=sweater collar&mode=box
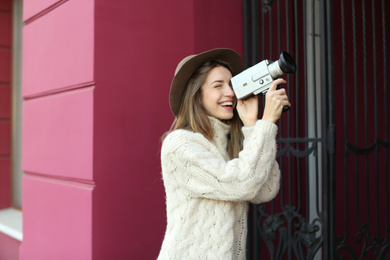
[208,116,231,144]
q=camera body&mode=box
[231,51,296,100]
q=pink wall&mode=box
[92,1,195,258]
[22,88,93,180]
[21,174,93,259]
[22,0,94,98]
[19,0,243,259]
[23,0,67,21]
[92,0,243,259]
[0,231,20,260]
[193,0,244,53]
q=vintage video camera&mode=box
[231,52,296,100]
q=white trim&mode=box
[0,208,23,241]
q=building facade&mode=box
[0,0,389,259]
[0,0,244,259]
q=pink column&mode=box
[20,0,94,259]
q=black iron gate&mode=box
[333,0,390,259]
[244,0,390,259]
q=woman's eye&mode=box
[214,85,222,88]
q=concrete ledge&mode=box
[0,208,23,241]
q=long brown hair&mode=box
[164,60,243,159]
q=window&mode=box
[0,0,23,241]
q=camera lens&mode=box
[278,52,297,74]
[268,51,297,79]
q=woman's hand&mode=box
[262,78,291,123]
[236,95,258,127]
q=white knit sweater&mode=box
[158,117,280,260]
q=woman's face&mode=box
[200,66,237,120]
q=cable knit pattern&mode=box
[158,117,281,260]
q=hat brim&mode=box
[169,48,244,117]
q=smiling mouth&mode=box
[219,101,234,108]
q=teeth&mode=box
[220,101,233,106]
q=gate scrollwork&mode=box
[257,205,323,260]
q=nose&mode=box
[224,85,235,97]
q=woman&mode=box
[158,48,290,260]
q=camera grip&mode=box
[282,105,291,112]
[276,84,290,113]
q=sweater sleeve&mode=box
[161,120,280,202]
[248,161,280,204]
[242,121,281,204]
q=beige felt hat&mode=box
[169,48,244,117]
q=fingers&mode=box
[262,79,291,123]
[236,78,290,124]
[274,88,291,106]
[268,78,286,92]
[238,95,257,106]
[265,79,289,106]
[236,96,259,127]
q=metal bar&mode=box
[284,3,292,204]
[326,0,336,256]
[362,0,371,243]
[371,0,380,240]
[304,0,309,222]
[269,4,272,58]
[251,2,259,258]
[277,0,285,140]
[305,0,308,141]
[272,0,281,216]
[312,0,321,219]
[341,0,349,245]
[261,0,265,61]
[286,0,291,139]
[293,0,302,214]
[352,0,361,234]
[286,0,292,218]
[383,0,389,243]
[294,0,299,139]
[278,0,281,52]
[284,1,291,258]
[277,0,284,139]
[320,0,335,258]
[252,0,259,65]
[244,0,251,69]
